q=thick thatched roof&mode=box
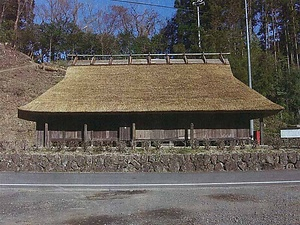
[19,64,283,118]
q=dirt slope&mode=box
[0,44,63,147]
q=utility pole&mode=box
[245,0,254,138]
[192,0,205,50]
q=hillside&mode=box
[0,44,63,147]
[0,44,287,150]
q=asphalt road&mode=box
[0,171,299,225]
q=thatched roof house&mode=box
[18,62,283,147]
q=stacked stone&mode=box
[0,152,299,172]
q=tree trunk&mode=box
[271,8,278,65]
[291,0,299,68]
[262,1,269,50]
[248,0,252,40]
[27,0,35,25]
[49,37,52,62]
[285,28,291,73]
[14,0,22,32]
[0,2,6,27]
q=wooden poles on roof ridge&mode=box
[70,52,230,66]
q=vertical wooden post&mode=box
[147,53,151,64]
[190,123,195,148]
[166,54,170,64]
[219,53,226,64]
[72,56,78,66]
[118,127,121,142]
[128,55,132,64]
[183,54,188,64]
[202,53,207,63]
[44,123,50,148]
[83,124,88,143]
[132,123,136,149]
[90,56,96,65]
[109,56,113,65]
[185,127,189,146]
[260,118,264,145]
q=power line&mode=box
[111,0,174,9]
[111,0,193,12]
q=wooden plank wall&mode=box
[93,131,118,141]
[119,127,131,141]
[136,129,186,140]
[194,129,249,140]
[37,130,119,146]
[36,129,249,147]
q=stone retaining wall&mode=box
[0,151,299,172]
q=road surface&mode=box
[0,171,299,224]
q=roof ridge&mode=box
[68,53,230,66]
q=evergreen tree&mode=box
[157,0,299,124]
[0,0,35,48]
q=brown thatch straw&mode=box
[19,64,283,114]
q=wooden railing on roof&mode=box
[67,52,230,66]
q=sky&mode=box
[35,0,177,23]
[102,0,176,20]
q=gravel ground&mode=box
[0,184,299,225]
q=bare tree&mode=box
[11,0,34,47]
[14,0,25,32]
[38,0,83,24]
[130,8,159,37]
[107,5,160,37]
[14,0,35,31]
[81,4,160,38]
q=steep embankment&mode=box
[0,44,63,146]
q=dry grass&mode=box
[0,44,63,144]
[0,44,32,70]
[19,64,283,115]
